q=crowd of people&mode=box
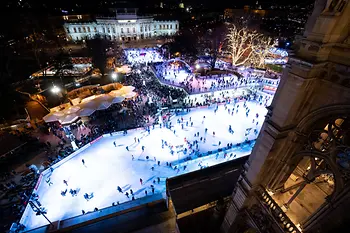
[2,46,280,232]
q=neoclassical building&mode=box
[221,0,350,233]
[63,11,179,41]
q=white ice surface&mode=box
[20,101,267,230]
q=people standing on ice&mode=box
[157,177,160,184]
[132,155,134,160]
[158,161,160,166]
[130,189,133,195]
[134,137,137,143]
[63,180,68,186]
[61,189,67,196]
[82,159,85,166]
[142,146,145,152]
[126,146,129,151]
[140,178,143,185]
[113,141,116,147]
[125,192,129,198]
[117,186,122,193]
[151,167,154,171]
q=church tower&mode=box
[221,0,350,232]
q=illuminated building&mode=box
[63,9,179,41]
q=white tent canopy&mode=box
[43,85,136,124]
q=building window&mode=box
[141,26,143,32]
[73,27,77,33]
[87,27,90,33]
[127,28,130,33]
[148,25,151,31]
[108,28,110,33]
[163,24,166,29]
[103,27,105,33]
[121,28,124,33]
[112,28,115,33]
[133,28,136,33]
[154,25,156,30]
[167,25,169,29]
[66,28,70,33]
[94,27,97,32]
[176,24,178,29]
[159,25,162,29]
[78,27,81,33]
[170,24,172,29]
[83,27,86,33]
[63,16,68,20]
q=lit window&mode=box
[63,16,68,20]
[77,15,82,19]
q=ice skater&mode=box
[117,186,122,193]
[113,141,116,147]
[126,146,129,151]
[46,177,53,186]
[140,178,143,185]
[63,180,68,186]
[82,159,85,166]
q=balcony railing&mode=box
[256,186,301,233]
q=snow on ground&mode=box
[20,101,267,230]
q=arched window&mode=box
[73,27,77,33]
[78,27,81,33]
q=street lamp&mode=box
[51,85,60,94]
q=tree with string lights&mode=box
[226,25,276,68]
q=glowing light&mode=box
[111,73,117,79]
[227,25,277,68]
[51,86,60,94]
[195,64,200,69]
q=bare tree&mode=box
[226,25,276,68]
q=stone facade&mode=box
[221,1,350,233]
[63,13,179,41]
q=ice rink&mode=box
[20,101,268,230]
